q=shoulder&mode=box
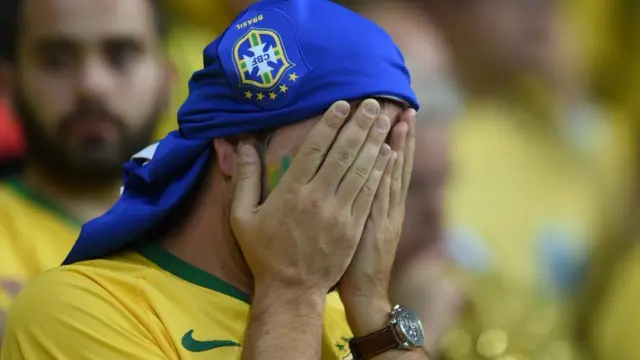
[2,257,166,359]
[0,178,81,234]
[7,260,144,328]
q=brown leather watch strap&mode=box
[349,325,400,360]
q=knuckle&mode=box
[323,113,345,130]
[352,165,370,180]
[335,149,355,167]
[404,161,414,174]
[354,114,374,131]
[375,158,388,171]
[237,169,255,182]
[362,182,378,197]
[301,142,325,158]
[363,171,382,194]
[301,189,326,213]
[367,132,385,145]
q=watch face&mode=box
[397,307,425,348]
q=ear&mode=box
[213,136,260,177]
[212,138,238,178]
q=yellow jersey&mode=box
[590,242,640,359]
[1,243,354,360]
[440,102,631,359]
[0,178,80,312]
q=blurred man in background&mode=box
[425,0,558,97]
[409,0,635,359]
[0,0,171,345]
[391,107,460,356]
[351,1,465,355]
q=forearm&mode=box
[345,298,431,360]
[241,285,327,360]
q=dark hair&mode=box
[0,0,168,63]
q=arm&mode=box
[241,285,327,360]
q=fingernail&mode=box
[333,101,350,117]
[376,116,390,132]
[239,144,254,163]
[364,99,380,117]
[381,144,391,155]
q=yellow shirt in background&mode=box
[154,24,217,140]
[0,178,80,312]
[440,101,630,360]
[1,243,354,360]
[155,0,234,140]
[591,243,640,360]
[162,0,231,34]
[576,0,640,114]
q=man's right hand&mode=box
[230,99,393,295]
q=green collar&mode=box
[137,243,250,305]
[4,177,82,227]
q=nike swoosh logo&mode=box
[181,330,241,352]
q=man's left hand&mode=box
[338,108,416,336]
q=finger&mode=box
[283,101,351,186]
[389,121,409,211]
[371,150,396,223]
[402,109,417,196]
[230,143,261,221]
[336,115,391,206]
[313,99,381,193]
[352,144,393,226]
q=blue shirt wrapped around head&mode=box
[64,0,419,264]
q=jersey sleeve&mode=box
[0,268,168,360]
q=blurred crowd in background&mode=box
[0,0,639,359]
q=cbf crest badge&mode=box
[233,28,293,89]
[218,8,310,109]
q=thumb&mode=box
[231,142,261,219]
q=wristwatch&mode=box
[348,304,425,359]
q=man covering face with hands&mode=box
[1,1,428,359]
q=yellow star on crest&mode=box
[244,90,252,99]
[288,73,298,82]
[269,92,277,100]
[279,84,288,93]
[256,92,265,100]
